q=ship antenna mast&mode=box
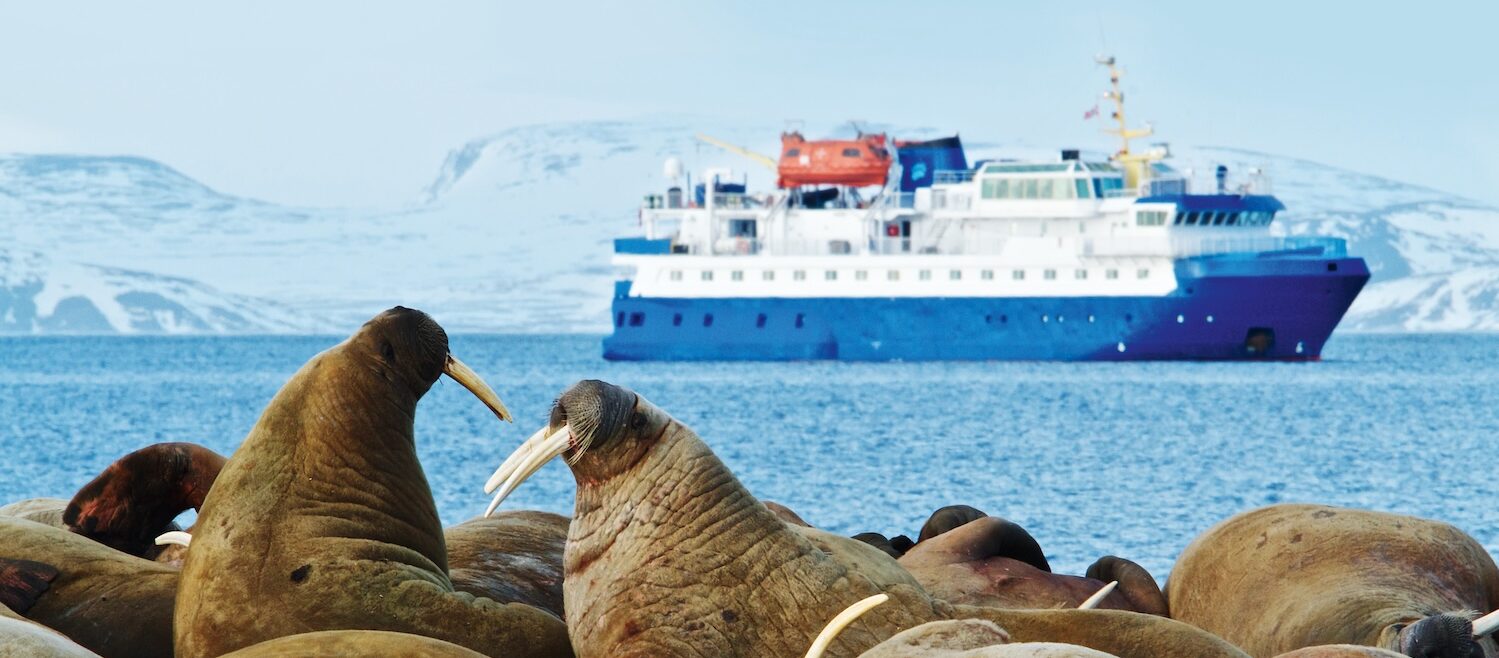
[1096,55,1163,192]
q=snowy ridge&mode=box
[1,120,1497,334]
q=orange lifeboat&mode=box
[777,132,891,188]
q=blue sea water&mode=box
[1,333,1496,580]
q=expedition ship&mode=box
[603,58,1369,361]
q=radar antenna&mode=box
[1095,55,1166,191]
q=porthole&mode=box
[1176,314,1185,323]
[1206,315,1215,323]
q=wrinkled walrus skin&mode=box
[506,379,1248,658]
[0,517,176,658]
[175,308,571,658]
[219,630,487,657]
[0,498,68,528]
[1167,504,1499,657]
[445,511,568,619]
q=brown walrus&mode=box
[64,442,226,559]
[174,307,572,658]
[219,630,487,657]
[0,517,177,657]
[482,379,1250,658]
[1,598,99,658]
[0,497,69,528]
[899,512,1167,615]
[444,510,568,619]
[1272,647,1409,658]
[855,618,1118,656]
[1167,503,1499,657]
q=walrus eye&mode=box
[380,341,396,364]
[630,412,646,430]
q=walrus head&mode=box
[1391,613,1484,658]
[349,307,511,422]
[484,379,664,513]
[63,442,226,557]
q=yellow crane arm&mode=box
[694,133,778,171]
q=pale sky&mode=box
[1,1,1494,207]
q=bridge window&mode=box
[670,270,683,281]
[1075,179,1091,199]
[950,270,962,280]
[628,312,644,327]
[1043,269,1057,280]
[1038,179,1054,199]
[731,270,744,281]
[1136,211,1168,226]
[825,270,838,281]
[1174,212,1185,225]
[1225,212,1240,226]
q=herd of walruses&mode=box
[2,307,1496,657]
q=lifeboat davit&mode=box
[777,132,891,188]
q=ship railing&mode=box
[934,170,976,184]
[1087,236,1347,258]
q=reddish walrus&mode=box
[1167,503,1499,657]
[483,379,1249,658]
[174,307,572,658]
[64,442,226,560]
[0,517,177,657]
[444,510,569,619]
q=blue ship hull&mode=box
[603,254,1370,361]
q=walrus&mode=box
[900,514,1167,615]
[482,379,1251,658]
[174,307,572,658]
[0,517,176,657]
[0,498,69,528]
[1167,503,1499,657]
[1,598,99,658]
[219,630,487,657]
[920,505,990,543]
[444,511,569,619]
[853,618,1118,656]
[64,442,226,559]
[1272,647,1410,658]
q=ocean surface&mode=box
[2,333,1496,579]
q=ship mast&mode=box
[1096,55,1164,192]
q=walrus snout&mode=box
[63,442,226,558]
[1398,614,1484,658]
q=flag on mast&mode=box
[1083,104,1100,120]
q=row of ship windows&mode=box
[668,268,1153,282]
[616,311,1224,329]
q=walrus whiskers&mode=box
[1472,608,1499,638]
[805,593,889,658]
[484,425,572,517]
[442,354,513,423]
[155,531,192,548]
[1078,581,1118,610]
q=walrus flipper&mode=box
[1086,555,1168,616]
[0,558,59,615]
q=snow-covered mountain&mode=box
[0,120,1495,334]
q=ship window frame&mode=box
[855,270,868,281]
[887,270,900,281]
[981,269,994,280]
[731,270,744,281]
[786,148,800,157]
[1137,268,1150,279]
[793,270,807,281]
[763,270,775,281]
[825,270,838,281]
[918,269,932,281]
[1075,179,1091,199]
[1043,269,1057,280]
[1106,268,1119,280]
[628,312,645,327]
[701,270,714,281]
[1012,269,1025,280]
[842,148,862,158]
[1075,269,1088,280]
[669,270,683,281]
[949,269,962,281]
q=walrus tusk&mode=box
[804,593,889,658]
[484,426,549,493]
[1474,608,1499,638]
[443,354,513,423]
[155,531,192,548]
[484,425,572,517]
[1078,580,1118,609]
